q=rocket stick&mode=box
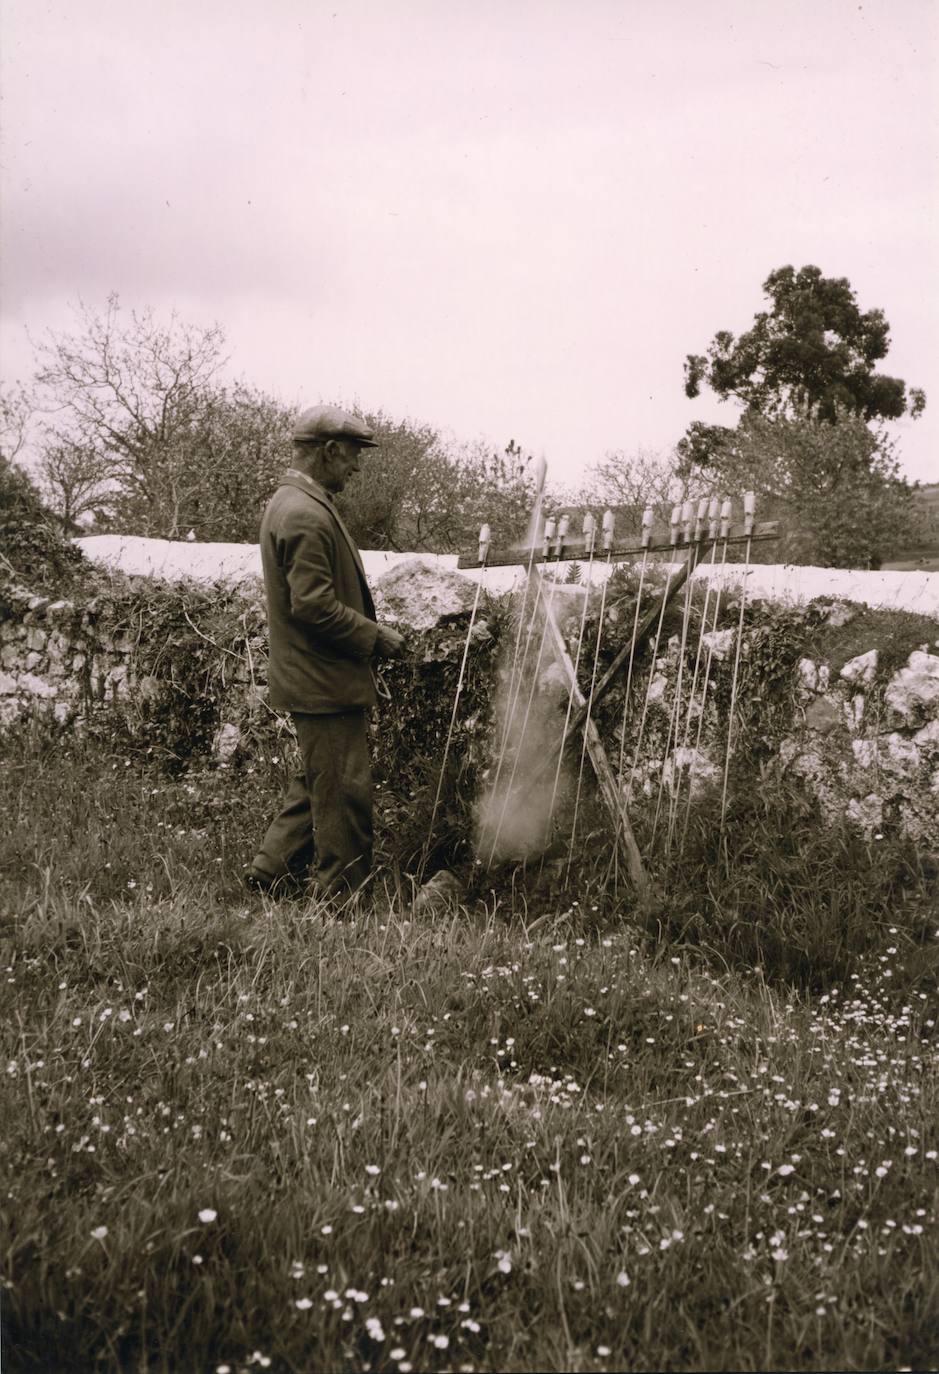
[720,491,756,837]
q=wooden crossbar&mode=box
[456,520,779,569]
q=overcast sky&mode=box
[1,0,936,490]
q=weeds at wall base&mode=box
[631,764,936,993]
[5,715,936,999]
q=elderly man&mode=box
[246,405,404,900]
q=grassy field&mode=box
[1,731,938,1373]
[884,482,939,570]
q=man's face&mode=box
[321,439,366,493]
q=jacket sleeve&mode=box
[277,509,379,659]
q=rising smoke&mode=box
[474,458,582,863]
[474,570,579,864]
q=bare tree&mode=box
[33,295,229,535]
[0,382,33,465]
[38,439,115,529]
[573,446,686,533]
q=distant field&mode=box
[883,482,939,570]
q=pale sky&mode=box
[1,0,937,487]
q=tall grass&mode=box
[1,734,937,1372]
[650,768,938,994]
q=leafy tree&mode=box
[680,408,920,569]
[449,437,538,551]
[39,383,294,541]
[166,384,293,541]
[337,427,537,553]
[680,265,927,567]
[908,484,939,564]
[684,265,926,439]
[335,414,453,550]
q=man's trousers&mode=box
[252,710,373,895]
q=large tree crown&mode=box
[684,264,925,424]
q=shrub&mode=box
[0,455,88,591]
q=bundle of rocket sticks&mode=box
[428,460,779,906]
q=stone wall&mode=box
[0,560,485,751]
[0,578,268,751]
[2,565,938,852]
[784,643,939,848]
[0,584,133,728]
[620,605,939,851]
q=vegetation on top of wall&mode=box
[4,563,506,867]
[801,602,939,678]
[84,574,272,765]
[576,564,826,764]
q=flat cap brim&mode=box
[292,403,380,447]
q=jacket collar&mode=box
[279,469,367,580]
[283,468,333,504]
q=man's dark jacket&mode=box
[260,474,379,713]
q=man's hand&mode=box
[374,624,406,659]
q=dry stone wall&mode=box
[0,560,495,751]
[782,643,939,848]
[0,584,133,728]
[0,578,267,752]
[2,563,937,852]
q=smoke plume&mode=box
[474,576,577,864]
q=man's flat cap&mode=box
[292,405,379,447]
